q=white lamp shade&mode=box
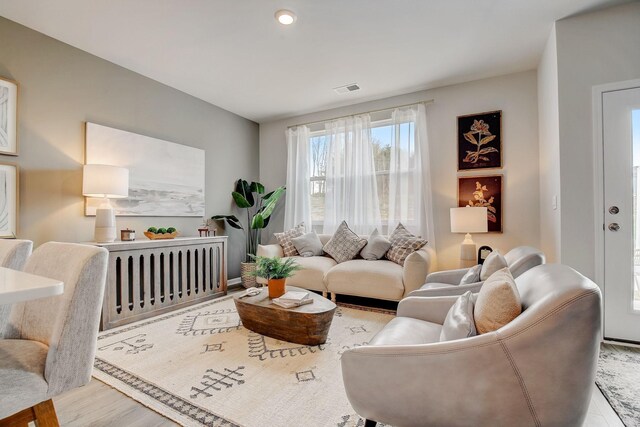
[450,207,488,233]
[82,164,129,198]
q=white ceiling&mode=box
[0,0,628,122]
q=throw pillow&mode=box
[459,264,482,285]
[480,250,508,281]
[440,291,477,342]
[274,223,305,257]
[360,228,392,260]
[474,268,522,334]
[385,223,428,266]
[323,221,367,264]
[291,232,323,257]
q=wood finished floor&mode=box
[52,377,622,427]
[53,290,624,426]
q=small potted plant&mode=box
[251,255,301,299]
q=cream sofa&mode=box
[257,234,437,302]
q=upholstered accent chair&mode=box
[409,246,545,298]
[0,243,108,426]
[341,264,602,427]
[0,239,33,335]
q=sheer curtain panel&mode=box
[284,126,312,230]
[322,115,382,235]
[387,104,435,244]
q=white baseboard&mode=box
[228,277,242,288]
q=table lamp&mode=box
[83,164,129,243]
[450,207,488,267]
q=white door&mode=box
[603,86,640,343]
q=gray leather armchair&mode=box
[341,264,602,427]
[409,246,545,298]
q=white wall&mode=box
[537,26,561,263]
[555,2,640,279]
[260,71,540,270]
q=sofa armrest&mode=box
[408,281,484,298]
[402,246,436,296]
[397,296,458,324]
[256,244,284,258]
[425,268,469,285]
[341,333,511,426]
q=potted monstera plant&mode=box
[212,179,285,288]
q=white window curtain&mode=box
[387,104,435,244]
[284,126,312,230]
[283,103,435,245]
[322,115,382,235]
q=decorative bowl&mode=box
[143,231,178,240]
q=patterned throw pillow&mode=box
[323,221,368,264]
[274,223,306,257]
[385,223,428,266]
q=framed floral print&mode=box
[458,175,502,233]
[0,77,18,156]
[457,110,501,171]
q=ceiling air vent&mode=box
[333,83,360,94]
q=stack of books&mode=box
[272,291,313,308]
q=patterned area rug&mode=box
[596,343,640,427]
[93,295,394,427]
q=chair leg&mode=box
[364,419,377,427]
[0,399,59,427]
[33,399,60,427]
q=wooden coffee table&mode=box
[234,286,337,345]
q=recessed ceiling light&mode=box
[275,9,296,25]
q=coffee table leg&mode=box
[331,292,336,303]
[322,291,327,298]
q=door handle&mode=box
[608,223,620,232]
[609,206,619,214]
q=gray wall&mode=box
[260,71,540,270]
[554,2,640,279]
[0,17,259,279]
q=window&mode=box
[308,118,418,232]
[285,103,430,238]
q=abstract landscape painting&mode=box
[0,163,18,238]
[85,123,205,217]
[0,77,18,155]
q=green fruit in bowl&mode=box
[147,227,158,233]
[167,227,176,233]
[157,228,167,234]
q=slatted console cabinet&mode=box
[92,236,227,330]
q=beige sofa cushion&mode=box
[284,256,336,292]
[474,267,522,334]
[326,259,404,301]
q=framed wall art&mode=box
[0,163,18,238]
[0,77,18,156]
[85,122,205,217]
[458,174,503,233]
[457,110,501,171]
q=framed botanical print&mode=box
[458,175,503,233]
[0,77,18,156]
[0,163,18,238]
[457,110,501,170]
